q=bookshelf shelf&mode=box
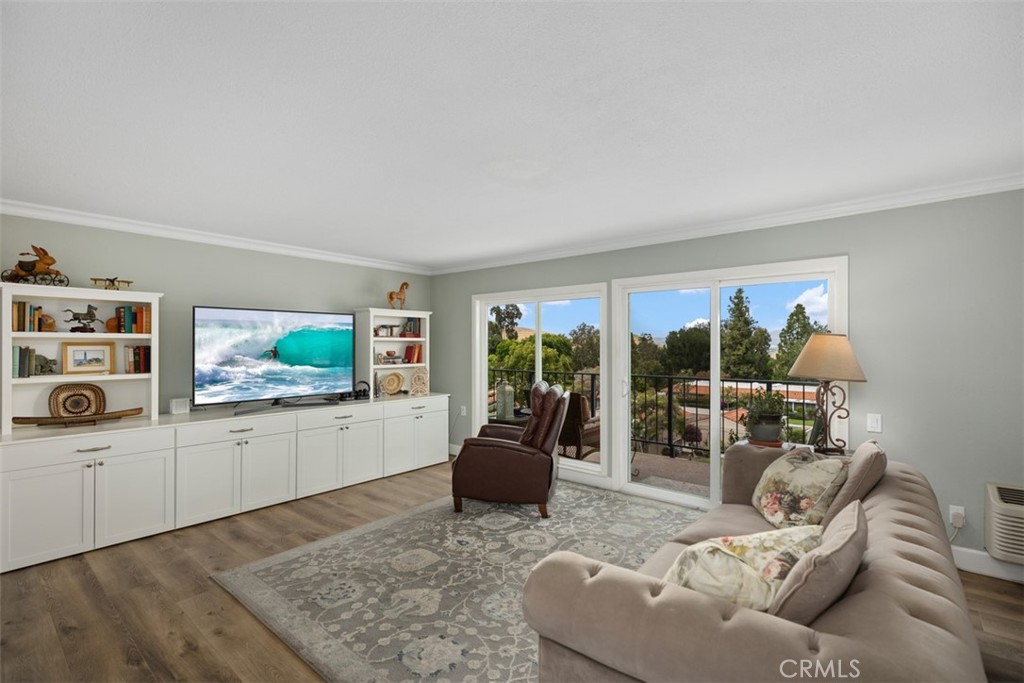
[2,283,163,435]
[355,308,431,401]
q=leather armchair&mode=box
[452,381,570,518]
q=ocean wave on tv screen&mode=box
[194,320,353,404]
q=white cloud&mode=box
[544,300,571,306]
[684,317,710,329]
[678,288,710,296]
[788,285,829,323]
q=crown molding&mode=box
[429,173,1024,274]
[0,200,432,276]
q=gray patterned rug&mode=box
[214,482,703,682]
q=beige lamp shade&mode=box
[788,333,866,382]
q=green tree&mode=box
[568,322,600,371]
[630,333,664,378]
[489,333,575,375]
[773,303,829,379]
[631,387,669,442]
[488,304,522,354]
[663,323,710,376]
[721,288,772,379]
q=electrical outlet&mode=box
[866,413,882,433]
[949,505,965,528]
[460,405,467,417]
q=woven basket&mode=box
[48,383,106,418]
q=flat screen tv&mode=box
[192,305,355,408]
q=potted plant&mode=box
[742,388,787,444]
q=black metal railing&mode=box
[489,367,598,417]
[488,367,817,455]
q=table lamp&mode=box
[788,333,866,454]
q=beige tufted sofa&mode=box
[523,446,986,682]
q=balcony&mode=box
[488,367,818,497]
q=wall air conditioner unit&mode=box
[985,483,1024,565]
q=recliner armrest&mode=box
[459,436,545,459]
[477,423,525,441]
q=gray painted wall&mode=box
[0,215,430,412]
[2,190,1022,555]
[430,190,1024,553]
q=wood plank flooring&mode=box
[2,462,1022,682]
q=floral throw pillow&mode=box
[752,449,849,527]
[662,525,823,611]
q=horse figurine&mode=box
[63,304,100,332]
[387,282,409,310]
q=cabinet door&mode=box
[342,420,383,486]
[240,433,296,511]
[176,441,241,528]
[416,410,450,468]
[95,449,175,548]
[383,415,416,476]
[296,426,342,498]
[1,461,95,572]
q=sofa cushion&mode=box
[638,541,690,579]
[770,500,867,625]
[821,440,887,528]
[670,503,775,545]
[752,448,848,527]
[661,525,822,610]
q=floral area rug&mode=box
[213,482,703,682]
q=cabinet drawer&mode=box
[382,395,448,419]
[0,428,175,472]
[176,413,297,448]
[296,403,383,431]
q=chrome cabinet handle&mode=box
[76,445,112,453]
[229,427,255,433]
[335,415,354,420]
[411,405,426,410]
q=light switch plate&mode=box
[866,413,882,433]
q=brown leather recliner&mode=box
[451,381,570,518]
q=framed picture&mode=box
[62,341,116,374]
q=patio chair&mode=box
[451,381,570,518]
[557,393,601,459]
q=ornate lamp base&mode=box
[812,380,850,454]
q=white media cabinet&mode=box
[0,394,449,572]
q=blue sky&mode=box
[493,279,828,349]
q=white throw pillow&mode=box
[662,525,823,610]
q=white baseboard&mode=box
[952,546,1024,583]
[449,443,460,456]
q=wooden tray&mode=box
[12,407,144,426]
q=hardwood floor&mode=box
[2,462,1022,682]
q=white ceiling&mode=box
[2,2,1021,275]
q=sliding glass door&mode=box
[473,284,608,478]
[627,287,713,498]
[613,257,847,508]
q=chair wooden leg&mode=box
[453,496,463,513]
[538,504,549,518]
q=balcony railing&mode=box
[488,367,818,455]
